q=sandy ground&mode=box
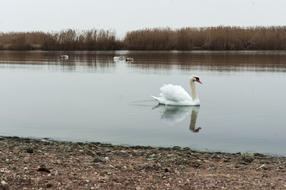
[0,137,285,190]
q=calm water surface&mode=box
[0,51,286,155]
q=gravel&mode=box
[0,136,285,189]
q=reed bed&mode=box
[1,27,286,50]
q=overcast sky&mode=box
[1,0,285,36]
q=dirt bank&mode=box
[0,137,285,189]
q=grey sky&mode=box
[1,0,285,37]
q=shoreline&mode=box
[0,136,285,189]
[2,136,283,158]
[1,49,286,53]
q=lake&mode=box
[0,51,286,155]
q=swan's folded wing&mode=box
[160,84,192,102]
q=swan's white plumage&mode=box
[159,84,192,102]
[152,76,201,106]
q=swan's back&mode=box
[160,84,192,102]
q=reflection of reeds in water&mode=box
[124,51,286,72]
[0,51,116,72]
[1,51,286,72]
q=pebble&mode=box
[1,180,7,185]
[37,165,51,173]
[164,168,170,172]
[93,156,109,163]
[0,180,8,190]
[117,150,129,157]
[26,147,34,153]
[257,164,269,170]
[172,146,181,150]
[46,183,53,188]
[241,156,254,163]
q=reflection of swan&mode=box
[152,76,202,106]
[154,105,201,133]
[189,107,202,133]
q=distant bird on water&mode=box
[59,55,69,60]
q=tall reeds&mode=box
[0,29,122,50]
[0,27,286,50]
[124,26,286,50]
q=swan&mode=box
[152,76,202,106]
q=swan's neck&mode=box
[189,80,199,101]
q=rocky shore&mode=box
[0,136,285,189]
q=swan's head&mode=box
[191,75,202,84]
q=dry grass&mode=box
[1,27,286,50]
[124,26,286,50]
[0,29,122,50]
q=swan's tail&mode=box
[152,96,165,105]
[151,96,160,102]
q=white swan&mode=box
[152,76,202,106]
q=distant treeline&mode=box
[1,27,286,50]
